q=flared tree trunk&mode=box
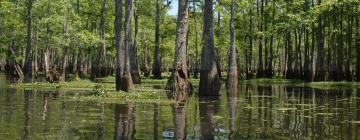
[199,0,221,96]
[227,0,237,89]
[115,0,124,91]
[130,9,141,84]
[152,0,162,79]
[166,0,192,95]
[121,0,134,92]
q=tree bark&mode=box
[166,0,192,94]
[130,8,141,84]
[23,0,33,79]
[122,0,134,92]
[227,0,237,89]
[199,0,221,96]
[152,0,162,79]
[115,0,124,91]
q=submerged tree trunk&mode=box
[152,0,161,79]
[130,8,141,84]
[227,0,237,89]
[166,0,192,94]
[115,0,124,91]
[23,0,33,79]
[199,0,221,96]
[122,0,134,92]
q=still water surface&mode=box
[1,74,360,140]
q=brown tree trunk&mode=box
[166,0,192,94]
[152,0,162,79]
[130,8,141,84]
[115,0,124,91]
[227,0,237,89]
[199,0,221,96]
[121,0,134,92]
[23,0,33,79]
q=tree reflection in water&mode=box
[114,104,136,140]
[199,96,220,140]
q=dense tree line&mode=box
[1,0,360,94]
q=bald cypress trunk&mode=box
[199,0,221,96]
[227,0,237,89]
[122,0,134,92]
[152,0,162,79]
[23,0,33,79]
[166,0,192,95]
[130,8,141,84]
[115,0,124,91]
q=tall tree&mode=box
[130,4,141,84]
[152,0,162,79]
[166,0,192,94]
[199,0,221,96]
[122,0,134,92]
[23,0,33,79]
[227,0,237,89]
[115,0,124,91]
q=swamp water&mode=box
[1,74,360,140]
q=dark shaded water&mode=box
[1,74,360,140]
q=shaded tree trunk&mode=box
[227,0,237,89]
[166,0,192,94]
[23,0,33,79]
[142,32,150,77]
[122,0,134,92]
[130,8,141,84]
[152,0,162,79]
[356,17,360,81]
[199,0,221,96]
[115,0,124,91]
